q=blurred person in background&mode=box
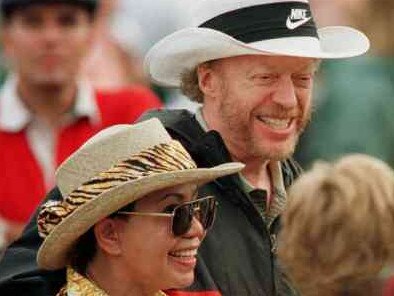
[0,0,161,249]
[295,0,394,168]
[82,0,199,110]
[80,0,148,89]
[278,154,394,296]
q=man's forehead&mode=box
[12,2,89,13]
[2,1,96,21]
[209,55,320,72]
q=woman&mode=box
[278,154,394,296]
[36,118,243,296]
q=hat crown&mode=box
[191,0,309,26]
[56,118,172,197]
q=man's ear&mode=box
[94,218,124,256]
[197,62,222,100]
[1,27,15,59]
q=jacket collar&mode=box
[139,109,245,190]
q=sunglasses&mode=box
[117,196,217,237]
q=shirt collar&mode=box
[0,75,100,132]
[195,107,209,132]
[73,79,100,126]
[63,267,167,296]
[239,161,286,194]
[65,267,109,296]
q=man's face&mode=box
[2,4,93,86]
[201,55,317,161]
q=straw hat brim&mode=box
[37,162,244,270]
[145,26,370,87]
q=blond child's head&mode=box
[278,154,394,295]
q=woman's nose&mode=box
[184,216,205,239]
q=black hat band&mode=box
[199,1,319,43]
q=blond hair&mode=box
[347,0,394,56]
[180,60,220,103]
[278,154,394,295]
[180,67,204,103]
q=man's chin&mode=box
[256,142,297,161]
[30,71,71,85]
[265,150,294,161]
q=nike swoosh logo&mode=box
[286,16,312,30]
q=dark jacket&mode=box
[0,109,301,295]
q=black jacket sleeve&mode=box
[0,187,66,296]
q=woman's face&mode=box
[115,183,206,291]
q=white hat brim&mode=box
[145,26,370,87]
[37,162,244,270]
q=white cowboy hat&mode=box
[37,118,244,270]
[144,0,370,87]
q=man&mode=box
[0,0,161,246]
[0,0,369,295]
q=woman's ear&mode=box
[94,218,124,256]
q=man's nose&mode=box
[272,76,297,109]
[40,25,63,42]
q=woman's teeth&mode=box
[169,249,198,258]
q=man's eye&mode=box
[163,204,178,214]
[58,14,78,27]
[251,74,277,85]
[293,75,313,88]
[21,15,42,28]
[253,74,272,80]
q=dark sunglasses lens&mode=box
[172,197,217,236]
[172,204,193,236]
[197,197,217,229]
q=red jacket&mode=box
[0,86,162,223]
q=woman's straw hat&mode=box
[37,118,244,270]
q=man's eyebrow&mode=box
[293,63,320,75]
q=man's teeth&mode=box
[169,249,198,258]
[257,117,291,129]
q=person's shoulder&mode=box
[139,109,201,134]
[139,109,203,144]
[95,85,162,107]
[94,85,163,124]
[139,109,195,124]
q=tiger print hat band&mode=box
[37,118,244,270]
[37,140,196,238]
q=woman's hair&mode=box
[68,202,136,274]
[69,227,97,275]
[278,154,394,295]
